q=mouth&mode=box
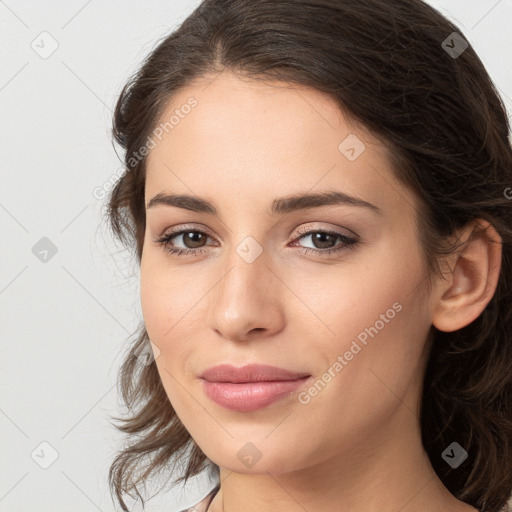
[199,364,312,412]
[200,363,311,383]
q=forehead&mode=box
[144,71,414,218]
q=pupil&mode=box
[313,233,335,249]
[185,232,205,248]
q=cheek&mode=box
[309,237,425,363]
[139,260,169,341]
[139,253,207,374]
[290,237,424,346]
[139,258,197,413]
[321,247,429,408]
[139,251,188,350]
[292,285,428,451]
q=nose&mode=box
[206,248,285,343]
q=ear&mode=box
[431,219,503,333]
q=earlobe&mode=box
[431,219,503,333]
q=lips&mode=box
[200,363,311,383]
[199,364,312,412]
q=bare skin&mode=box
[140,70,501,512]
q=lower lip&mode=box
[201,377,311,412]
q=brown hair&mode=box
[104,0,512,510]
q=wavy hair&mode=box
[104,0,512,510]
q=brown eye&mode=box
[301,232,339,250]
[153,227,215,256]
[177,231,208,249]
[292,227,359,256]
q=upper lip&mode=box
[200,364,311,383]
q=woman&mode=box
[105,1,512,511]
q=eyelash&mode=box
[153,225,359,258]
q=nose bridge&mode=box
[216,237,269,307]
[208,235,280,339]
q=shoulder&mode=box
[177,485,220,512]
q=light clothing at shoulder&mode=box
[178,485,220,512]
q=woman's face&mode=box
[141,71,435,474]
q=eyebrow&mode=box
[146,190,382,216]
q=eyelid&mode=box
[159,223,217,239]
[158,222,356,242]
[293,223,358,239]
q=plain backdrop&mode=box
[1,1,511,511]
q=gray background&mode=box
[1,1,511,511]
